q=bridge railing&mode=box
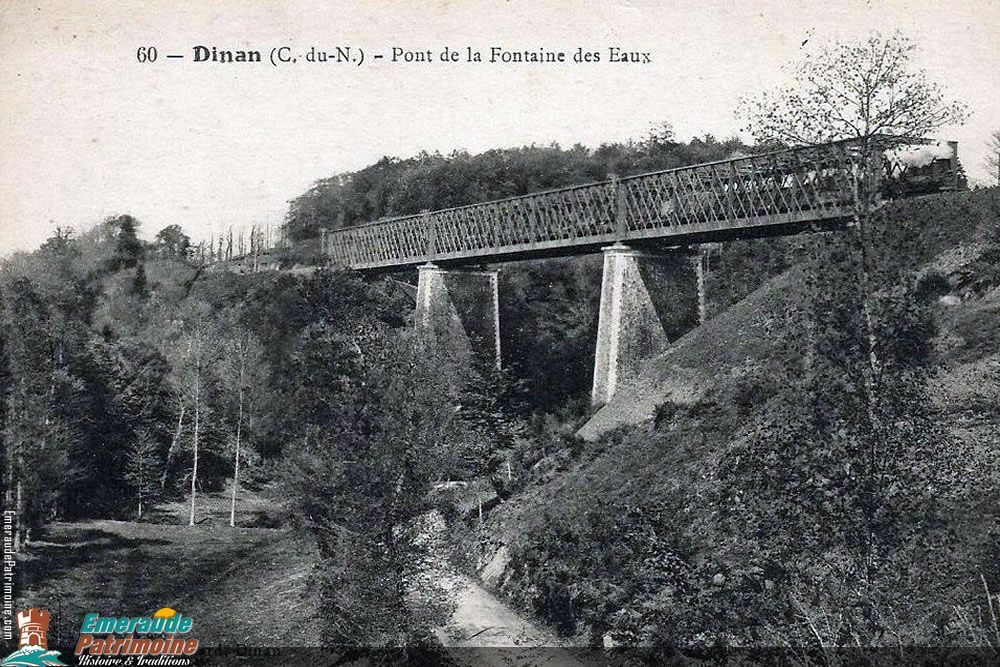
[325,137,959,270]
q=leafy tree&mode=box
[105,215,144,273]
[713,29,975,646]
[242,270,411,457]
[447,354,525,486]
[717,225,967,644]
[282,325,460,647]
[1,279,77,547]
[155,224,192,259]
[78,337,174,517]
[132,262,148,296]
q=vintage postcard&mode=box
[2,1,999,665]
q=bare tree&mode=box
[125,430,161,520]
[160,401,185,491]
[738,31,968,397]
[738,31,967,146]
[167,301,218,526]
[217,318,268,527]
[738,30,969,596]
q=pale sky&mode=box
[1,0,998,255]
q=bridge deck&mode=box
[325,137,958,271]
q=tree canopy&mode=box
[739,31,968,145]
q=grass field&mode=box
[17,489,323,648]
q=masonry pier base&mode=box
[591,244,696,407]
[415,263,501,369]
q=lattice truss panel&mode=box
[325,138,957,270]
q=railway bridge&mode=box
[324,137,961,405]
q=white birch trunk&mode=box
[230,359,244,528]
[161,402,185,491]
[189,372,200,526]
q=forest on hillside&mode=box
[484,186,1000,653]
[283,127,749,238]
[279,129,774,412]
[6,28,1000,655]
[0,131,747,534]
[0,131,800,656]
[6,136,1000,653]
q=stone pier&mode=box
[415,263,501,369]
[591,244,697,407]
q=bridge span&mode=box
[324,137,961,405]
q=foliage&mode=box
[284,134,749,241]
[123,430,162,520]
[72,336,173,516]
[3,115,998,652]
[1,278,80,543]
[704,238,796,317]
[104,215,145,273]
[498,256,603,412]
[280,326,461,646]
[282,131,752,415]
[492,191,998,648]
[714,222,975,644]
[154,224,191,260]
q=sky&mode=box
[1,0,998,255]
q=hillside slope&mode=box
[579,188,1000,440]
[578,265,804,440]
[468,188,1000,646]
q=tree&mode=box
[132,262,148,296]
[1,279,77,547]
[105,215,144,273]
[740,30,968,418]
[739,31,967,146]
[217,315,268,527]
[281,320,460,646]
[986,129,1000,186]
[155,224,191,259]
[499,257,603,412]
[167,301,219,526]
[68,335,173,518]
[124,430,161,520]
[726,31,972,644]
[718,228,967,644]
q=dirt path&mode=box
[23,497,580,662]
[435,570,568,648]
[417,513,587,666]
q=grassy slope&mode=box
[581,187,1000,441]
[578,265,803,440]
[17,490,322,648]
